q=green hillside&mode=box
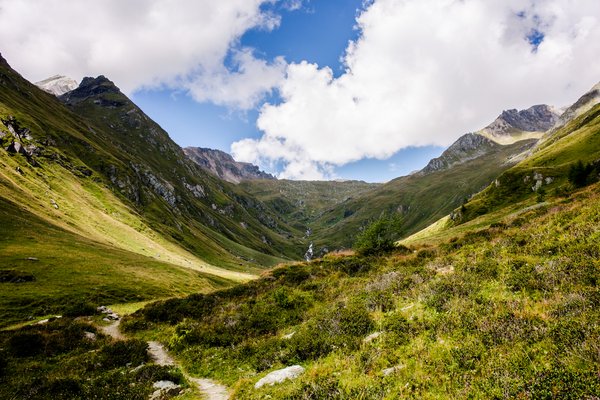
[120,180,600,399]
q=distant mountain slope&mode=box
[239,179,381,231]
[250,105,556,251]
[184,146,275,184]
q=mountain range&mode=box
[1,49,600,399]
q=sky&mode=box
[1,0,599,182]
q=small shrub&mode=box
[383,313,411,345]
[524,368,600,399]
[0,351,7,378]
[63,300,97,317]
[8,332,44,357]
[505,260,545,292]
[95,340,148,369]
[0,269,35,283]
[450,338,484,370]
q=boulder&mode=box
[150,380,181,400]
[255,365,305,389]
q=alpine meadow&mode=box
[1,1,600,399]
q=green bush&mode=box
[95,340,148,370]
[383,313,411,346]
[63,300,97,317]
[354,217,401,256]
[8,332,44,358]
[0,351,7,378]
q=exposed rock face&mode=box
[35,75,78,96]
[421,133,497,174]
[60,76,123,106]
[485,105,561,134]
[184,147,275,184]
[478,104,561,145]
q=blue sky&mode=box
[4,0,599,182]
[131,0,445,182]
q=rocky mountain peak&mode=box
[481,104,560,140]
[184,147,275,184]
[35,75,78,96]
[420,133,497,174]
[60,75,123,106]
[554,81,600,129]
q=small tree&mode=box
[353,216,402,256]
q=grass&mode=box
[120,182,600,399]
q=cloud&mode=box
[0,0,283,109]
[232,0,600,179]
[183,49,287,110]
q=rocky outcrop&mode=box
[35,75,78,96]
[484,105,561,135]
[421,133,497,174]
[184,147,275,184]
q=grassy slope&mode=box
[123,182,600,399]
[308,139,536,248]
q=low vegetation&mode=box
[0,318,186,400]
[117,183,600,399]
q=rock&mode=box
[183,182,205,198]
[254,365,305,389]
[84,331,97,341]
[382,364,405,376]
[50,199,59,209]
[150,380,181,400]
[27,257,39,261]
[282,331,296,340]
[363,331,382,343]
[152,381,178,390]
[6,141,26,154]
[304,243,314,262]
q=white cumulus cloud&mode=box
[0,0,284,109]
[232,0,600,179]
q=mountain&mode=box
[249,105,556,251]
[0,52,307,326]
[3,49,600,399]
[478,104,561,144]
[34,74,78,96]
[184,146,275,184]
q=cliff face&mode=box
[184,147,275,184]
